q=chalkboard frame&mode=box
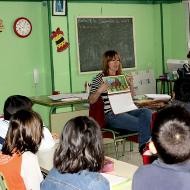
[76,16,136,74]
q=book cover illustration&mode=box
[103,75,130,94]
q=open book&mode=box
[103,75,137,114]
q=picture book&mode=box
[103,75,130,94]
[103,75,137,114]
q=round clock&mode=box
[13,17,32,38]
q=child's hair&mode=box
[102,50,122,76]
[152,105,190,164]
[2,110,43,156]
[3,95,33,120]
[54,116,104,173]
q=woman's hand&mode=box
[97,82,109,94]
[88,82,109,104]
[126,74,135,97]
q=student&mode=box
[132,105,190,190]
[0,110,43,190]
[88,50,152,154]
[0,95,55,150]
[41,116,109,190]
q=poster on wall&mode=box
[52,0,67,16]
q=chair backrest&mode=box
[0,173,8,190]
[89,96,106,128]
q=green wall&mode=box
[0,0,188,127]
[0,1,52,124]
[51,1,187,94]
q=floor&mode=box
[104,140,143,167]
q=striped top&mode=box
[90,73,112,114]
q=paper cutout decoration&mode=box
[0,19,4,32]
[50,27,69,52]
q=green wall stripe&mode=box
[47,0,55,92]
[160,3,165,74]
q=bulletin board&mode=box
[131,69,156,96]
[76,17,136,73]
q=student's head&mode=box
[54,116,104,173]
[102,50,122,76]
[3,95,33,120]
[151,105,190,164]
[187,51,190,59]
[2,110,43,155]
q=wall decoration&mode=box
[50,27,69,52]
[131,69,155,96]
[13,17,32,38]
[52,0,67,16]
[0,19,4,32]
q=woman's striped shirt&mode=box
[90,73,112,114]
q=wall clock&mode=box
[13,17,32,38]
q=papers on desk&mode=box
[101,173,131,190]
[144,94,171,101]
[48,93,89,101]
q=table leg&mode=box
[49,106,56,132]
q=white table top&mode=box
[37,143,138,190]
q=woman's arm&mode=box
[125,74,135,97]
[89,83,109,104]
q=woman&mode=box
[89,50,152,154]
[0,110,43,190]
[41,116,109,190]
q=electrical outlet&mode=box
[33,69,39,84]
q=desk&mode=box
[134,98,169,110]
[30,94,88,132]
[37,144,138,190]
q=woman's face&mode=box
[108,55,120,75]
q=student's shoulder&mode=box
[22,151,38,162]
[133,162,159,180]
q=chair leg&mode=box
[113,139,119,159]
[122,139,126,156]
[130,141,133,152]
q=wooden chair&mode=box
[89,97,138,159]
[0,173,8,190]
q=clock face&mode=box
[13,17,32,38]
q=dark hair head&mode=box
[187,51,190,59]
[54,116,104,173]
[3,95,33,120]
[152,105,190,164]
[2,110,43,155]
[102,50,122,76]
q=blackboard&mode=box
[77,17,136,73]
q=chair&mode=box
[0,173,8,190]
[89,97,138,159]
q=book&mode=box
[103,75,137,114]
[101,173,131,190]
[103,75,130,94]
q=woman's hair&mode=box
[3,95,33,120]
[152,105,190,164]
[2,110,43,155]
[102,50,122,76]
[54,116,104,173]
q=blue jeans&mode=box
[105,108,152,148]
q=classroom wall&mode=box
[51,1,187,94]
[0,1,52,124]
[0,0,187,127]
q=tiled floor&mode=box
[104,140,143,166]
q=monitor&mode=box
[167,59,188,72]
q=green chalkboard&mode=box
[77,17,136,73]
